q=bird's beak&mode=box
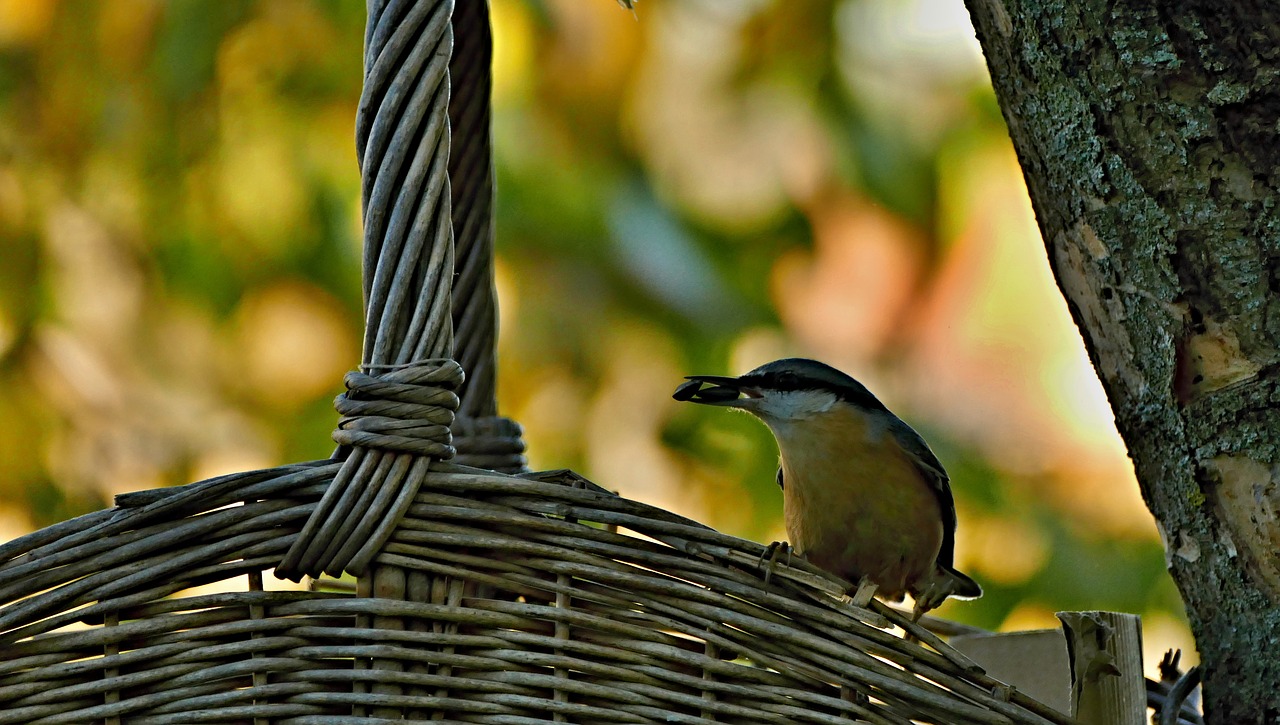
[673,375,762,406]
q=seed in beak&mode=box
[697,385,744,402]
[673,380,703,401]
[673,380,745,403]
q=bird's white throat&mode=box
[747,389,839,422]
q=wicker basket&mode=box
[0,3,1071,723]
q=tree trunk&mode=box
[963,2,1280,723]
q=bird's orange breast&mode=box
[772,406,943,599]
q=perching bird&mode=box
[674,358,981,616]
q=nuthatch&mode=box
[674,358,981,616]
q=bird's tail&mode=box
[941,564,982,600]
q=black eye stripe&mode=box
[745,372,805,391]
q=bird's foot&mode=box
[911,582,950,621]
[851,576,879,608]
[758,541,793,585]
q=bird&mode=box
[673,357,981,617]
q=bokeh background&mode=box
[0,0,1193,670]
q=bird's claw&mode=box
[911,582,950,621]
[758,541,793,585]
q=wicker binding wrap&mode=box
[0,2,1071,723]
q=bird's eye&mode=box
[776,372,798,389]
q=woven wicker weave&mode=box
[0,462,1067,724]
[0,2,1072,723]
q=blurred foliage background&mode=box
[0,0,1193,668]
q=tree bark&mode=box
[963,2,1280,723]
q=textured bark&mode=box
[964,2,1280,723]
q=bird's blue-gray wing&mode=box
[885,418,958,569]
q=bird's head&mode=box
[673,358,888,424]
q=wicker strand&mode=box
[103,612,120,725]
[442,0,530,475]
[247,570,268,725]
[448,0,501,420]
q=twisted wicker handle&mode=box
[278,0,458,579]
